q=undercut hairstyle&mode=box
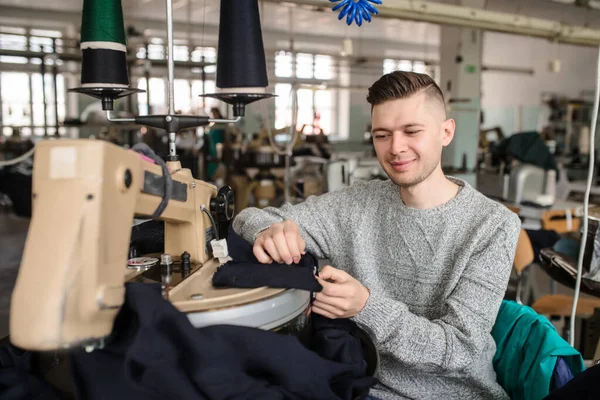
[367,71,446,118]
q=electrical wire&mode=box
[264,86,300,156]
[201,204,219,241]
[569,43,600,347]
[0,146,35,167]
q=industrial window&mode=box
[173,45,189,62]
[191,46,217,63]
[137,77,219,117]
[274,83,336,136]
[383,59,433,77]
[147,39,165,60]
[137,77,166,115]
[191,79,220,114]
[274,51,336,80]
[1,71,65,137]
[273,51,337,136]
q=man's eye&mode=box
[405,130,422,134]
[374,135,388,140]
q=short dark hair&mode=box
[367,71,446,116]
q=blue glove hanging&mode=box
[330,0,382,26]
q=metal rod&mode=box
[104,111,238,125]
[106,110,135,123]
[166,0,175,116]
[40,60,48,136]
[0,72,3,135]
[52,49,59,136]
[144,42,151,113]
[208,117,241,124]
[28,74,34,136]
[166,0,177,158]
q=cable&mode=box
[0,146,35,167]
[264,87,300,156]
[569,43,600,346]
[200,204,219,241]
[132,143,172,219]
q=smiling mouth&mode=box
[389,160,415,171]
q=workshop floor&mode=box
[0,208,586,339]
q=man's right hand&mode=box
[253,220,306,265]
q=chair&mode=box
[513,229,535,304]
[541,209,581,234]
[512,228,600,334]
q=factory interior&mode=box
[4,0,600,399]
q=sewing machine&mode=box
[9,139,311,351]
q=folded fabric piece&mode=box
[0,344,62,400]
[70,282,375,400]
[212,226,322,292]
[543,363,600,399]
[550,357,574,391]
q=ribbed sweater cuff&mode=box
[352,288,404,342]
[233,214,278,244]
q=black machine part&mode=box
[210,185,235,239]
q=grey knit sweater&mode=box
[232,177,521,400]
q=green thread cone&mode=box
[81,0,127,45]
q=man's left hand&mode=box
[312,265,370,319]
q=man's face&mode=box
[371,91,454,188]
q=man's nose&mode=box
[390,133,408,155]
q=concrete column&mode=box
[439,0,484,181]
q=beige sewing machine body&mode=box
[9,139,298,351]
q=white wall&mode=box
[481,31,598,135]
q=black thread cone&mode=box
[216,0,268,89]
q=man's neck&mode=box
[399,167,460,209]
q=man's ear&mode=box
[441,119,455,147]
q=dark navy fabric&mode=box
[212,226,322,292]
[70,282,375,400]
[0,344,61,400]
[544,363,600,399]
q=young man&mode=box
[232,71,521,399]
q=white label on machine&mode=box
[49,147,77,179]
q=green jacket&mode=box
[491,300,585,400]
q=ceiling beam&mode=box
[264,0,600,46]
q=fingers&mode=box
[319,265,348,283]
[315,277,346,298]
[282,221,303,263]
[253,237,273,264]
[285,230,302,264]
[254,221,305,265]
[312,300,345,317]
[272,229,293,265]
[314,292,348,309]
[262,236,282,263]
[297,234,306,256]
[311,304,338,319]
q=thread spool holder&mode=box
[68,87,144,111]
[200,93,275,117]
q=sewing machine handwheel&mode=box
[211,186,235,221]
